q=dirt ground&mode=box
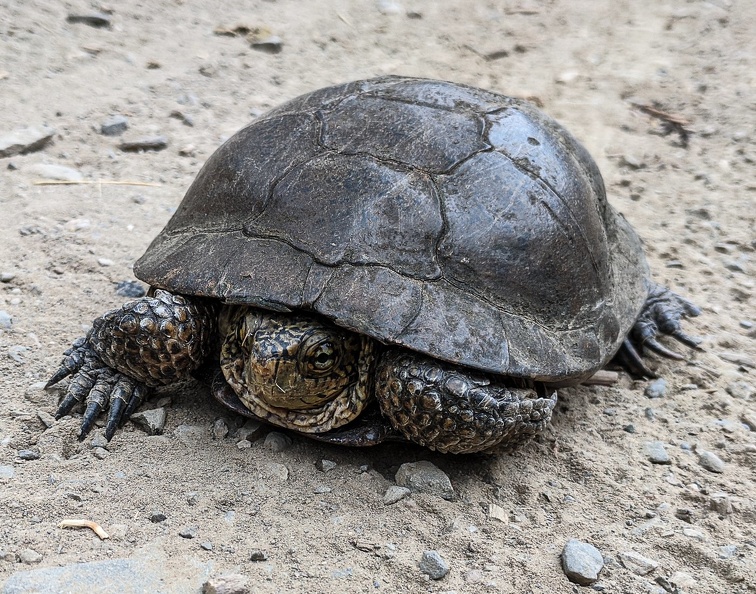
[1,1,754,592]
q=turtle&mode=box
[47,76,701,454]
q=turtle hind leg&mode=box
[632,282,701,356]
[614,282,701,377]
[375,350,557,454]
[47,289,215,440]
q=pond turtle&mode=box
[47,76,700,453]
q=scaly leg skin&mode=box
[615,282,701,378]
[46,290,215,440]
[376,350,557,454]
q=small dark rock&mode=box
[249,549,268,561]
[149,512,167,523]
[118,136,168,152]
[67,12,112,28]
[100,115,129,136]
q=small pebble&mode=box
[212,418,229,439]
[419,550,450,580]
[0,465,14,479]
[18,548,43,564]
[0,272,16,282]
[100,114,129,136]
[709,493,733,515]
[201,542,213,551]
[644,378,667,399]
[682,528,704,541]
[92,447,109,460]
[97,258,114,267]
[179,526,198,539]
[645,441,671,465]
[150,512,167,523]
[718,545,738,559]
[0,126,56,158]
[618,550,659,575]
[67,12,111,28]
[118,136,168,152]
[8,345,29,363]
[90,433,109,449]
[726,381,754,400]
[202,573,249,594]
[37,410,56,428]
[313,485,332,494]
[316,459,337,472]
[236,439,251,449]
[115,280,146,298]
[264,431,292,452]
[383,485,411,505]
[17,449,40,461]
[0,311,12,329]
[561,539,604,586]
[27,163,82,182]
[395,461,454,500]
[130,408,166,435]
[698,450,725,473]
[249,549,268,561]
[740,410,756,431]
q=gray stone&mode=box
[202,574,249,594]
[200,542,213,551]
[249,550,268,561]
[130,408,166,436]
[1,549,208,593]
[644,441,670,464]
[698,450,725,473]
[18,549,43,564]
[0,272,16,282]
[264,431,292,452]
[316,459,337,472]
[27,163,82,181]
[644,378,668,399]
[383,485,411,505]
[115,280,146,298]
[0,311,12,329]
[17,449,40,461]
[0,126,55,158]
[90,433,109,449]
[419,550,449,580]
[259,462,289,482]
[709,492,734,515]
[37,410,56,428]
[618,550,659,575]
[741,410,756,431]
[212,418,229,439]
[179,526,198,539]
[100,115,129,136]
[8,345,29,363]
[561,539,604,585]
[718,545,738,559]
[395,461,454,500]
[727,381,754,400]
[92,447,109,460]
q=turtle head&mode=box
[219,308,373,432]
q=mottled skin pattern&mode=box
[219,308,373,433]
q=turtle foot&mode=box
[376,350,557,454]
[616,283,701,377]
[47,337,148,440]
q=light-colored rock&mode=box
[698,450,725,473]
[395,461,454,500]
[383,486,410,505]
[618,550,659,575]
[0,126,55,158]
[130,408,166,436]
[561,539,604,585]
[27,163,82,181]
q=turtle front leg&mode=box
[375,350,557,454]
[47,290,216,440]
[615,282,701,377]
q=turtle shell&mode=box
[134,76,649,384]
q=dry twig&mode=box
[58,519,110,540]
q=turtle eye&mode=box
[299,336,341,377]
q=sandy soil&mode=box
[1,1,754,592]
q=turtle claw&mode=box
[632,282,702,358]
[47,337,149,441]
